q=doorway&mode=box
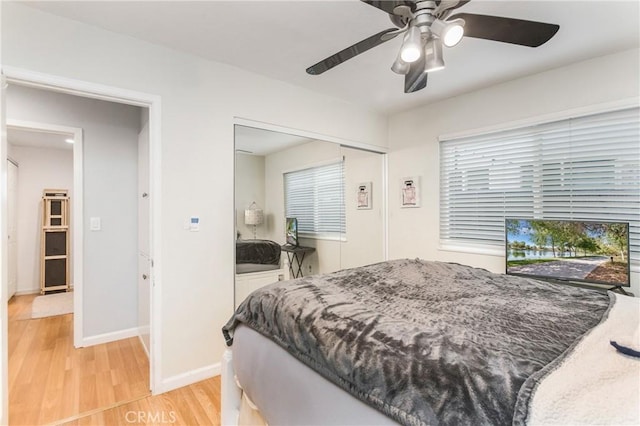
[6,122,78,300]
[1,69,162,423]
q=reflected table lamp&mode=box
[244,202,264,239]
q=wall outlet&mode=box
[308,264,312,274]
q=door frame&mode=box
[6,157,18,300]
[7,119,82,318]
[1,66,163,395]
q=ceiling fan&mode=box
[306,0,560,93]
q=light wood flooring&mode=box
[59,377,220,426]
[8,294,222,425]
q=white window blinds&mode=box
[284,160,345,237]
[440,106,640,263]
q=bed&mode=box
[235,239,289,309]
[222,259,640,425]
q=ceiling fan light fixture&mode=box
[400,26,422,63]
[391,52,410,75]
[306,2,560,95]
[424,38,445,73]
[431,18,465,47]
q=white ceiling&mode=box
[7,127,74,151]
[25,1,640,115]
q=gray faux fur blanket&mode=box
[223,259,611,426]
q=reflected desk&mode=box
[281,245,316,278]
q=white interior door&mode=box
[137,110,151,358]
[7,160,17,299]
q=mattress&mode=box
[232,324,396,425]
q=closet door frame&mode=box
[6,159,18,299]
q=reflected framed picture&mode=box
[401,176,420,208]
[357,182,372,210]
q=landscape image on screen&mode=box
[286,217,298,247]
[506,219,630,286]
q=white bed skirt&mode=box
[222,349,269,426]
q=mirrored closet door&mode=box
[233,125,385,308]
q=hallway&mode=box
[8,294,149,425]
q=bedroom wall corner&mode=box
[386,48,640,297]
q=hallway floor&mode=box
[8,294,150,425]
[8,294,222,425]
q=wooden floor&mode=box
[60,377,220,426]
[9,294,221,425]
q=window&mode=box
[440,107,640,263]
[284,160,345,238]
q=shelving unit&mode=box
[40,189,70,294]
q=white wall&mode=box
[7,144,73,294]
[6,85,142,338]
[387,48,640,296]
[0,2,387,388]
[235,153,265,240]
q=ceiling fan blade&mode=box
[306,28,398,75]
[448,0,471,10]
[449,13,559,47]
[435,0,471,19]
[360,1,414,15]
[404,56,428,93]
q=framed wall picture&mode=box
[357,182,372,210]
[401,176,421,208]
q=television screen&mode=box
[506,218,630,288]
[286,217,298,246]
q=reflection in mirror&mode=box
[234,124,384,308]
[339,145,385,269]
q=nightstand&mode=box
[281,245,316,278]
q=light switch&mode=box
[90,217,101,231]
[190,216,200,232]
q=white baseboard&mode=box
[137,326,151,359]
[137,335,150,359]
[156,363,221,394]
[15,289,41,296]
[81,326,139,348]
